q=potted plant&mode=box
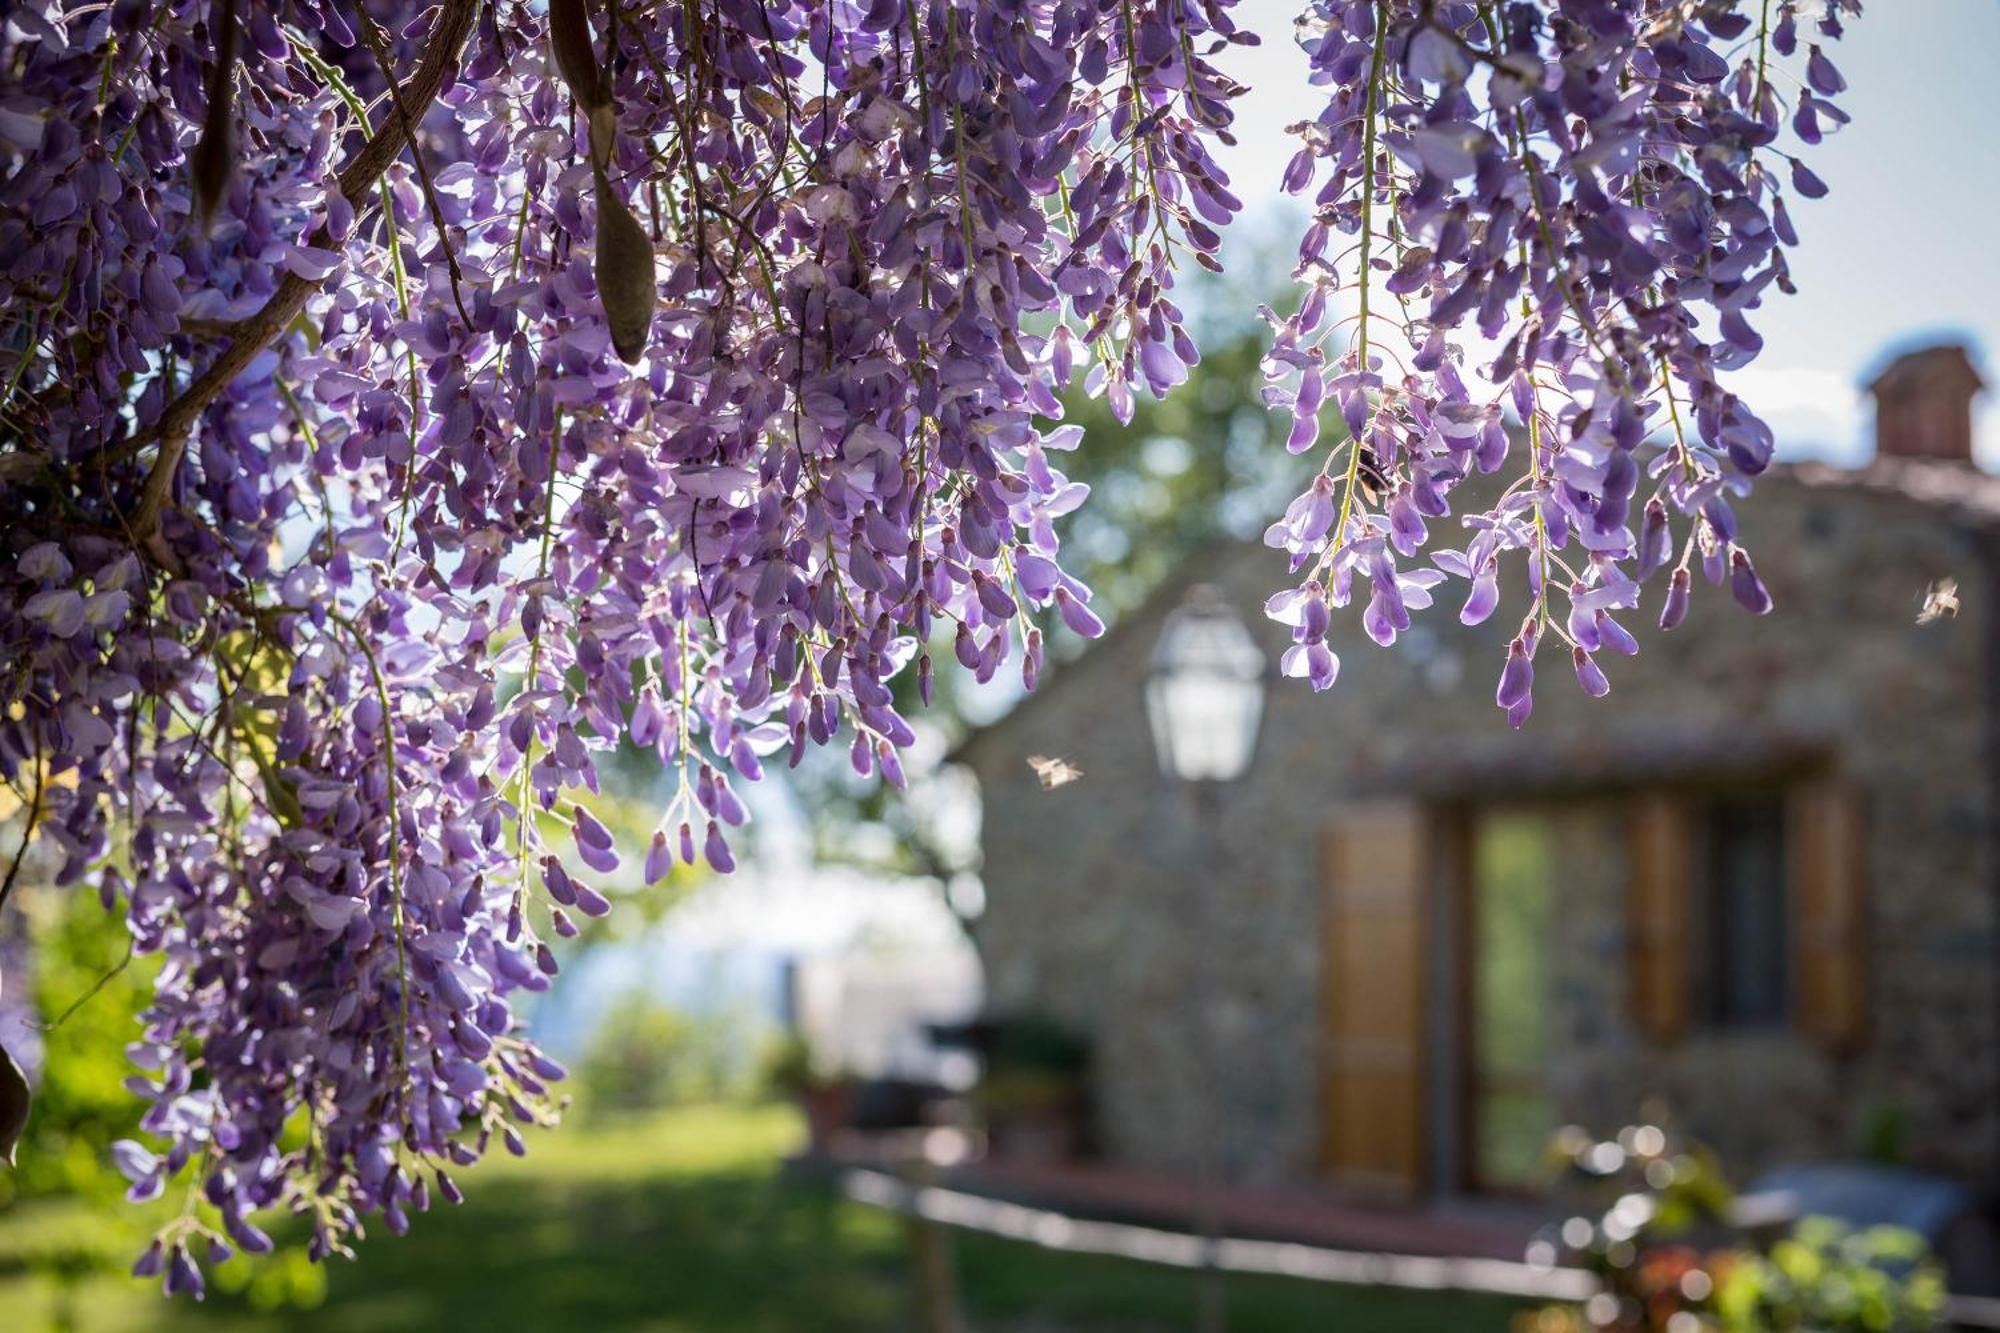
[970,1015,1090,1163]
[763,1031,854,1154]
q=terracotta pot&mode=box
[798,1083,856,1153]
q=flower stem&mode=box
[1330,2,1391,565]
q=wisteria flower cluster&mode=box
[0,0,1248,1290]
[0,0,1848,1289]
[1263,0,1853,723]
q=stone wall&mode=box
[965,466,2000,1192]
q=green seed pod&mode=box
[593,163,655,365]
[548,0,607,112]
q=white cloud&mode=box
[1722,364,1869,464]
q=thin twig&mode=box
[37,939,136,1031]
[0,734,46,918]
[353,5,475,330]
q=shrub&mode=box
[576,995,747,1116]
[1519,1124,1946,1333]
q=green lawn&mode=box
[0,1104,1526,1332]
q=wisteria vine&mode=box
[0,0,1848,1292]
[1265,0,1854,719]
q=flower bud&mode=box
[1659,568,1692,631]
[1496,638,1534,712]
[1572,646,1610,698]
[1729,549,1772,615]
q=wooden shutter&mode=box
[1318,800,1429,1199]
[1628,793,1693,1044]
[1790,779,1868,1053]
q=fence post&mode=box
[905,1130,967,1333]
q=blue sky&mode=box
[1212,0,2000,465]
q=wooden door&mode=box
[1318,800,1430,1199]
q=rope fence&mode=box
[838,1164,2000,1330]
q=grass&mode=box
[0,1104,1527,1331]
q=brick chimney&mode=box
[1867,344,1985,463]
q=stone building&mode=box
[959,346,2000,1205]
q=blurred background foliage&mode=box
[6,885,152,1208]
[574,992,768,1117]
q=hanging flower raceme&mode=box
[1264,0,1853,724]
[0,0,1254,1288]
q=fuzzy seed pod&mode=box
[547,0,606,111]
[592,162,654,365]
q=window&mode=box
[1633,782,1866,1048]
[1700,796,1791,1027]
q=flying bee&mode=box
[1918,577,1960,625]
[1027,755,1083,790]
